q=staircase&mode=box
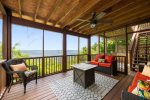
[133,32,150,67]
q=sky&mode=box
[0,19,99,51]
[11,24,88,50]
[0,20,2,42]
[0,19,100,51]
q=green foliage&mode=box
[12,43,29,58]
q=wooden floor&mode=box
[2,71,135,100]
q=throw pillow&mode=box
[147,62,150,66]
[10,63,27,71]
[132,80,150,99]
[98,59,105,63]
[10,63,27,78]
[142,65,150,77]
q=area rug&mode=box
[49,73,119,100]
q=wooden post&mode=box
[78,37,80,63]
[2,9,12,87]
[87,36,91,61]
[98,35,100,54]
[62,32,67,72]
[125,26,128,75]
[42,29,45,77]
[2,10,11,60]
[104,32,106,55]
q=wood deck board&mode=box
[2,71,134,100]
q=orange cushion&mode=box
[105,55,114,63]
[128,72,150,92]
[95,54,105,61]
[99,63,111,67]
[90,61,99,65]
[10,63,27,78]
[10,63,27,71]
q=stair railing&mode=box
[129,33,139,70]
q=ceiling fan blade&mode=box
[98,19,113,23]
[96,12,106,20]
[76,19,90,22]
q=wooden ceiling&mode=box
[1,0,150,36]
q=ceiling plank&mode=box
[61,0,102,28]
[90,7,150,35]
[18,0,22,17]
[79,0,135,33]
[76,23,89,32]
[83,0,148,34]
[34,0,42,21]
[0,0,6,15]
[72,0,122,32]
[45,0,63,24]
[54,0,79,26]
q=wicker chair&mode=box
[2,59,38,93]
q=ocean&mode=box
[21,50,78,57]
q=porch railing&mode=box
[13,54,126,83]
[21,54,88,76]
[67,54,88,70]
[90,54,127,74]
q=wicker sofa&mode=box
[90,54,117,76]
[121,65,150,100]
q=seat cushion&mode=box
[105,55,114,63]
[128,72,150,92]
[99,63,111,67]
[90,60,99,65]
[25,70,37,77]
[10,63,27,71]
[95,54,105,61]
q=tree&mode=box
[12,43,29,58]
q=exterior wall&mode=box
[0,60,6,98]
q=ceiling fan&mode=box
[77,12,112,28]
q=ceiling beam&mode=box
[34,0,42,21]
[54,0,79,26]
[0,0,6,15]
[11,16,89,38]
[84,0,149,34]
[18,0,22,17]
[45,0,63,24]
[73,0,122,32]
[91,9,150,35]
[61,0,101,28]
[80,0,135,33]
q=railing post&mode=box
[62,32,67,72]
[125,26,128,75]
[42,29,45,77]
[87,36,91,61]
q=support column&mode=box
[104,32,106,55]
[125,26,128,75]
[62,32,67,72]
[2,10,12,60]
[78,37,80,63]
[2,9,12,87]
[87,36,91,61]
[42,29,45,77]
[98,35,100,54]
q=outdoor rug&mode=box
[49,73,119,100]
